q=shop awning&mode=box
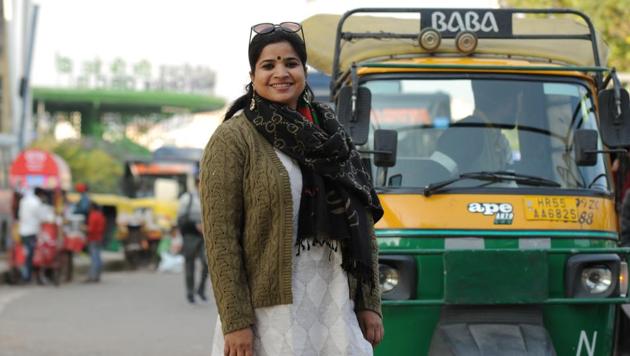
[9,149,72,190]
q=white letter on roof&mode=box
[481,12,499,32]
[432,12,447,32]
[465,12,481,32]
[447,12,465,32]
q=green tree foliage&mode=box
[54,142,122,193]
[29,136,150,194]
[500,0,630,71]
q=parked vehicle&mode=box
[304,8,630,355]
[117,146,200,266]
[67,192,130,259]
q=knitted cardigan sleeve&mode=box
[351,215,382,317]
[200,122,255,334]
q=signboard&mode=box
[420,10,513,37]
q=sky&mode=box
[31,0,499,103]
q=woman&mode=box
[200,22,384,356]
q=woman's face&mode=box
[250,41,306,109]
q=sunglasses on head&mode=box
[249,22,304,43]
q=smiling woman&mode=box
[250,41,306,109]
[201,21,384,356]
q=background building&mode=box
[0,0,38,252]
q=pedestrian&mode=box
[200,22,384,356]
[17,187,49,283]
[73,182,91,219]
[85,202,106,282]
[176,175,208,303]
[61,190,83,282]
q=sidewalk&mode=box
[0,249,126,285]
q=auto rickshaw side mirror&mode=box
[336,86,371,145]
[573,129,598,166]
[598,88,630,148]
[374,129,398,168]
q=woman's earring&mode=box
[249,95,256,111]
[302,90,312,106]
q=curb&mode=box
[0,251,127,285]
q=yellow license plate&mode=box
[523,197,578,222]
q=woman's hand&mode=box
[224,327,254,356]
[357,310,384,347]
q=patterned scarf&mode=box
[244,95,383,287]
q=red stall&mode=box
[8,149,80,284]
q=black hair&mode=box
[224,29,313,120]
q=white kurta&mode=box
[211,149,372,356]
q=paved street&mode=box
[0,268,218,356]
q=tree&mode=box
[53,142,123,193]
[29,136,150,194]
[500,0,630,71]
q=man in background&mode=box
[85,202,106,282]
[176,176,208,304]
[433,81,519,175]
[73,183,91,219]
[18,187,48,283]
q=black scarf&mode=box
[244,95,383,287]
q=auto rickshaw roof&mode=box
[302,9,609,77]
[127,161,194,176]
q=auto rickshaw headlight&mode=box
[378,255,417,300]
[379,264,399,293]
[581,265,612,294]
[565,254,620,298]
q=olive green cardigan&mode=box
[199,112,381,335]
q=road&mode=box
[0,269,218,356]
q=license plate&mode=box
[523,196,578,222]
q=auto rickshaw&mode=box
[304,8,630,355]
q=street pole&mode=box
[17,2,38,150]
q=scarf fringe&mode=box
[295,237,375,291]
[295,237,339,258]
